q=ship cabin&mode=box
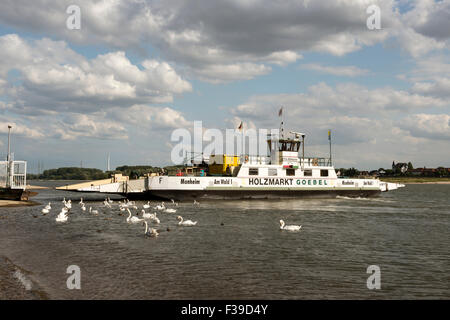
[204,132,337,179]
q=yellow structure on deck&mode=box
[208,154,240,175]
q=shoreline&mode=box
[0,200,40,207]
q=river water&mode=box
[0,181,449,299]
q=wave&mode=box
[13,269,33,291]
[335,196,394,203]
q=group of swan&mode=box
[49,197,196,231]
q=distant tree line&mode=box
[27,167,109,180]
[28,165,188,180]
[114,165,160,179]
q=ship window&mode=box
[286,169,295,176]
[304,169,312,177]
[320,170,329,177]
[249,168,259,176]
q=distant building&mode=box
[409,167,437,176]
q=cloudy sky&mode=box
[0,0,449,172]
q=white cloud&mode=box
[400,113,450,140]
[412,78,450,98]
[300,63,369,77]
[0,34,192,114]
[51,114,128,141]
[110,105,192,130]
[229,81,450,158]
[193,63,271,83]
[0,116,46,139]
[0,0,396,82]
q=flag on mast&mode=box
[328,129,331,141]
[238,121,243,131]
[278,107,283,117]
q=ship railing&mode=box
[0,160,27,189]
[242,155,270,165]
[184,152,209,165]
[301,157,332,167]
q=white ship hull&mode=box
[143,175,381,201]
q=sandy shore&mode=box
[26,185,50,190]
[0,200,40,207]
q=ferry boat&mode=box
[144,131,403,201]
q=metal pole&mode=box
[6,125,12,188]
[302,134,305,170]
[328,129,332,166]
[7,126,11,162]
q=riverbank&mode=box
[26,185,50,190]
[380,177,450,184]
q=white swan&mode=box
[165,208,177,213]
[44,202,51,210]
[279,220,301,231]
[55,210,68,222]
[126,209,143,223]
[149,213,160,224]
[81,204,86,211]
[89,207,98,215]
[141,209,154,219]
[41,208,50,214]
[143,201,150,209]
[79,198,84,205]
[154,202,165,210]
[193,200,199,205]
[143,221,159,237]
[177,215,197,226]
